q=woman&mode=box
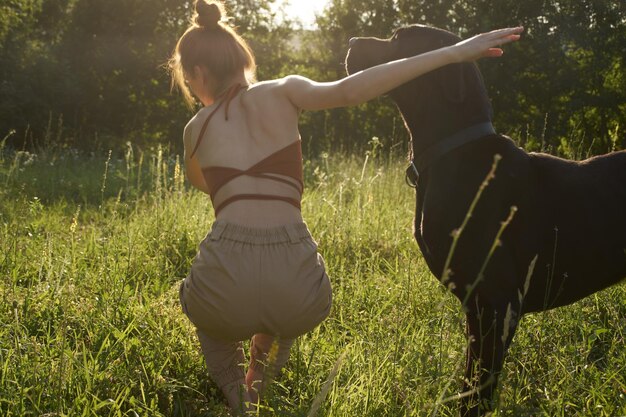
[170,0,522,413]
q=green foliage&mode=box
[1,146,625,416]
[299,0,408,155]
[302,0,626,155]
[455,0,626,155]
[0,0,624,155]
[0,0,292,152]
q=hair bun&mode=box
[195,0,222,29]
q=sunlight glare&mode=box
[275,0,329,28]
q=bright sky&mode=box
[274,0,330,28]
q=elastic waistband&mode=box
[208,220,312,244]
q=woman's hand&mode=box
[451,27,524,63]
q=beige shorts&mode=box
[180,221,332,341]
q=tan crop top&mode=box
[189,84,304,216]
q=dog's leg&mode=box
[460,299,519,417]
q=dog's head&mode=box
[345,25,493,148]
[345,25,460,80]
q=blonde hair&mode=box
[168,0,257,108]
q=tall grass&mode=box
[0,142,624,417]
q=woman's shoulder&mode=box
[184,100,220,134]
[184,110,202,137]
[244,79,285,97]
[241,79,299,110]
[183,106,212,148]
[245,76,310,96]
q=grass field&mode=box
[1,141,625,417]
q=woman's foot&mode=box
[245,334,275,405]
[222,379,254,415]
[245,365,264,405]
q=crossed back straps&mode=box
[190,84,304,216]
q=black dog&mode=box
[346,25,626,416]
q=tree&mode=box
[303,0,626,155]
[1,0,623,155]
[395,0,626,153]
[299,0,409,155]
[0,0,293,152]
[0,0,75,143]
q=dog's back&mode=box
[521,150,626,310]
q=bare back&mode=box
[186,80,305,226]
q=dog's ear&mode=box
[439,63,466,104]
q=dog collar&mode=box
[405,122,496,187]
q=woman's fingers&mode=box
[489,27,525,38]
[482,48,504,58]
[492,34,522,47]
[454,26,523,62]
[480,27,523,45]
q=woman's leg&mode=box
[246,334,294,404]
[196,329,253,414]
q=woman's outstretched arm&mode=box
[281,27,523,111]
